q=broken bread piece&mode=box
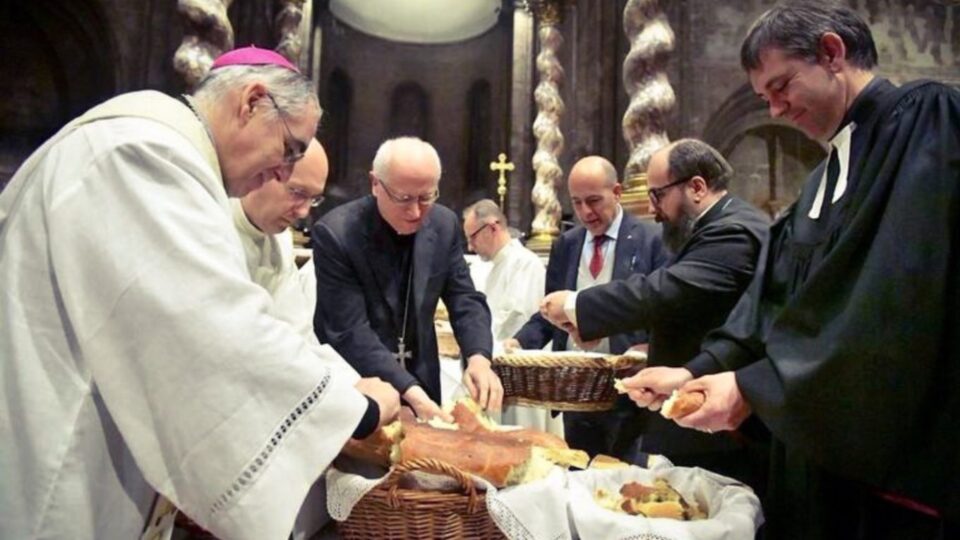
[594,477,705,520]
[660,390,705,420]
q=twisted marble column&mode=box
[620,0,675,217]
[274,0,307,68]
[174,0,235,90]
[527,1,567,253]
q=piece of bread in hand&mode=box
[660,390,705,420]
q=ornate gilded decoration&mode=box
[490,153,516,212]
[174,0,235,90]
[620,0,675,218]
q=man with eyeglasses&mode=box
[506,155,668,459]
[539,140,769,490]
[232,137,328,342]
[0,47,401,540]
[462,199,562,434]
[313,136,503,422]
[623,4,960,537]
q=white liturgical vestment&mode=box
[231,200,323,345]
[0,91,367,540]
[485,239,546,342]
[481,240,563,435]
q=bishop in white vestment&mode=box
[0,49,397,540]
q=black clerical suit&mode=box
[686,79,960,539]
[513,210,667,458]
[575,194,770,485]
[312,195,492,404]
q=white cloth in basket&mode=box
[567,464,763,540]
[326,457,572,540]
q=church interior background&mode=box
[2,0,958,245]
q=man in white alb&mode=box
[233,137,326,341]
[0,47,399,540]
[462,199,563,434]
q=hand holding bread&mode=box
[355,377,401,428]
[615,366,694,411]
[463,354,504,412]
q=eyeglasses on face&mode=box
[286,184,325,208]
[648,176,691,205]
[265,92,308,165]
[467,220,497,241]
[376,177,439,206]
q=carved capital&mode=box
[528,0,570,26]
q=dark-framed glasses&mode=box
[468,220,498,241]
[265,92,308,165]
[648,176,691,205]
[286,184,325,208]
[377,177,439,206]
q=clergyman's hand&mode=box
[402,385,453,423]
[674,372,752,433]
[539,291,572,328]
[502,338,521,353]
[463,354,504,412]
[354,377,401,429]
[620,366,693,411]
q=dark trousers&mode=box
[563,396,640,459]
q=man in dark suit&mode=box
[507,155,668,458]
[312,137,503,421]
[540,139,769,489]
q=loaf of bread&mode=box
[660,390,705,419]
[342,398,588,487]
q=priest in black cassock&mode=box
[313,137,502,421]
[626,2,960,538]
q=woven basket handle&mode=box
[382,458,483,512]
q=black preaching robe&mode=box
[687,77,960,533]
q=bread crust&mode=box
[660,390,705,419]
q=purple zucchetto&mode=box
[211,45,299,73]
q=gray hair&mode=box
[192,65,320,120]
[741,1,878,72]
[463,199,506,224]
[667,139,734,191]
[371,137,442,183]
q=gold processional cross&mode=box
[490,153,515,211]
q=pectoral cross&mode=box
[490,153,515,211]
[396,339,413,369]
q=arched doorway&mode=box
[703,83,826,217]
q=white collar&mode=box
[231,199,267,240]
[808,122,856,220]
[590,205,624,243]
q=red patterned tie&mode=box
[589,235,607,278]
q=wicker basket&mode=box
[338,458,505,540]
[493,351,646,411]
[435,320,461,358]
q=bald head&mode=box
[567,156,622,236]
[568,156,618,189]
[241,139,328,235]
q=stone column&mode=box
[508,1,535,231]
[174,0,235,90]
[275,0,309,69]
[526,0,569,255]
[620,0,675,219]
